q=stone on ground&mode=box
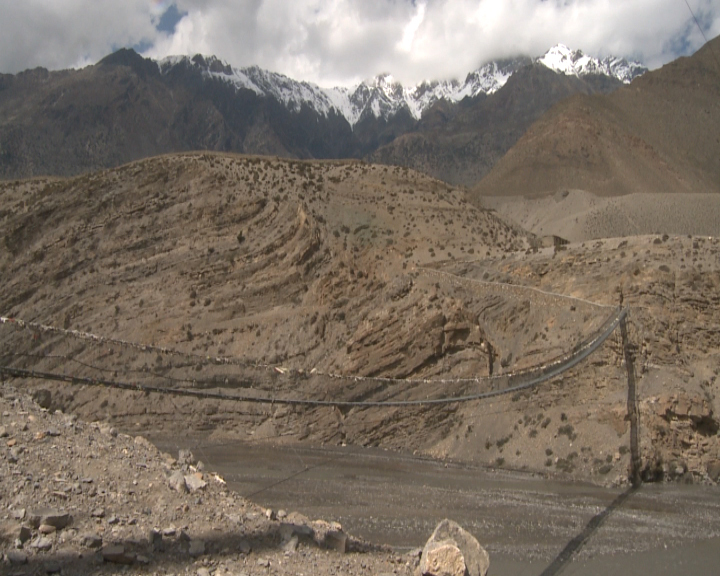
[419,519,489,576]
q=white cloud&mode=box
[0,1,158,73]
[0,0,718,86]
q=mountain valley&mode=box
[1,32,720,576]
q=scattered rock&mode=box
[38,523,57,534]
[31,536,53,551]
[706,460,720,483]
[7,549,28,564]
[148,528,163,549]
[11,508,26,520]
[197,568,211,576]
[178,449,196,467]
[33,389,52,410]
[18,525,32,544]
[184,472,207,492]
[168,470,188,493]
[80,533,103,549]
[28,509,72,530]
[98,423,118,437]
[281,534,299,553]
[102,544,135,564]
[312,521,347,553]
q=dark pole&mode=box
[620,309,642,487]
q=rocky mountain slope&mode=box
[0,386,407,575]
[172,44,645,127]
[367,63,625,187]
[471,34,720,200]
[1,153,718,485]
[0,45,644,183]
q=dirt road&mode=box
[150,438,720,575]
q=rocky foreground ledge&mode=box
[0,386,435,576]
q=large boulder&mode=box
[421,541,467,576]
[419,519,489,576]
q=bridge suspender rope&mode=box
[0,307,628,408]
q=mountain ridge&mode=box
[161,44,647,126]
[0,44,647,182]
[471,34,720,200]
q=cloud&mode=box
[0,0,718,85]
[0,1,159,72]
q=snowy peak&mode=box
[159,55,341,119]
[536,44,647,83]
[157,45,646,127]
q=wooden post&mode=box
[620,310,642,487]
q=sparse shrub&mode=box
[558,424,577,441]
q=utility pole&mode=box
[620,308,642,487]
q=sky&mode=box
[0,0,718,87]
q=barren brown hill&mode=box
[1,153,719,486]
[472,35,720,200]
[368,64,623,187]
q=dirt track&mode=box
[151,438,720,575]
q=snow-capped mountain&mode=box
[158,45,647,127]
[537,44,647,84]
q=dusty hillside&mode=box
[1,153,719,485]
[481,189,720,242]
[0,385,406,575]
[471,35,720,200]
